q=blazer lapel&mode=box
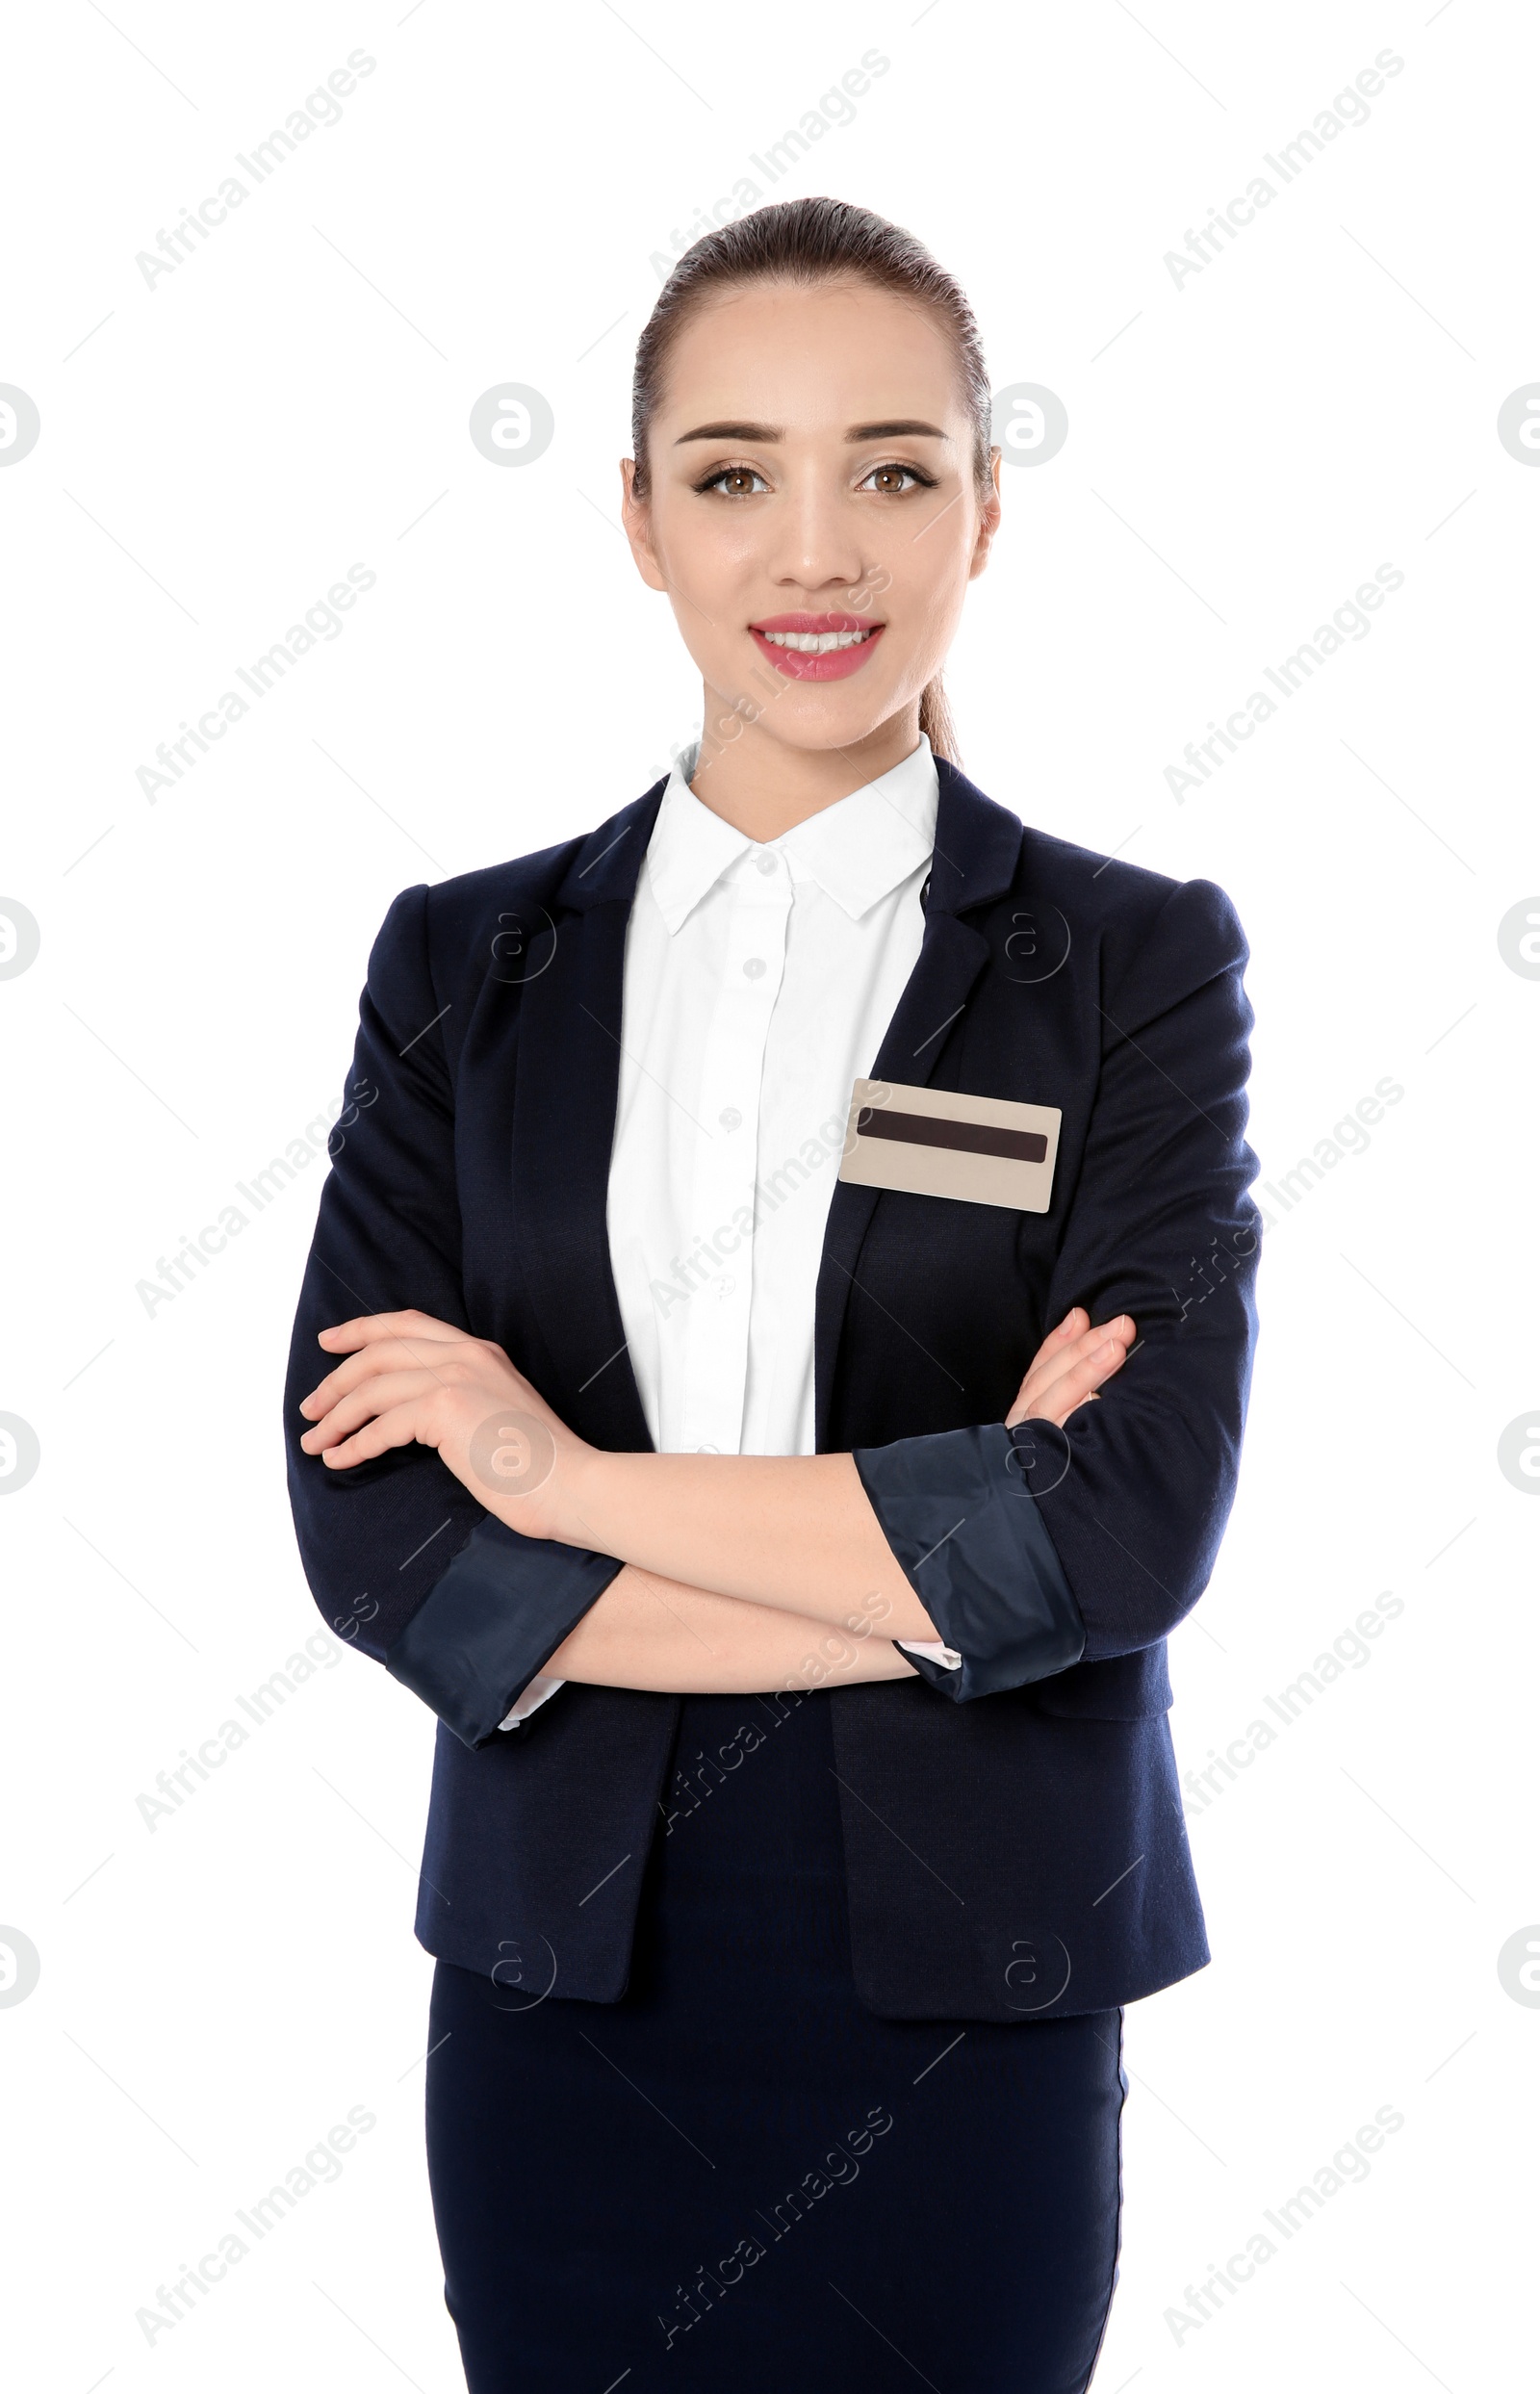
[812,760,1025,1450]
[510,785,664,1453]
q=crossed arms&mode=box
[282,872,1258,1744]
[295,1301,1134,1696]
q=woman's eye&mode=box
[700,465,769,497]
[860,464,932,495]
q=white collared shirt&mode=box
[500,734,960,1726]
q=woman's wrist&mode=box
[543,1431,612,1550]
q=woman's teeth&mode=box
[757,628,875,653]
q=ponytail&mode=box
[919,677,960,767]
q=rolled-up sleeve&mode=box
[385,1518,621,1744]
[283,883,622,1750]
[856,1424,1085,1701]
[852,875,1260,1701]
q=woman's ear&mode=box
[620,457,669,593]
[967,450,1004,582]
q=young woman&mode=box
[286,197,1260,2394]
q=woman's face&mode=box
[621,278,1001,761]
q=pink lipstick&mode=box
[749,610,886,682]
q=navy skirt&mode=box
[425,1687,1126,2392]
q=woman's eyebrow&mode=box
[674,421,780,445]
[845,420,951,442]
[672,417,954,446]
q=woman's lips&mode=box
[749,613,886,682]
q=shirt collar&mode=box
[645,734,938,935]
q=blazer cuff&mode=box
[853,1422,1086,1702]
[384,1517,623,1748]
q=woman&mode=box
[286,197,1260,2393]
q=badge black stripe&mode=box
[855,1107,1048,1165]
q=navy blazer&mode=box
[284,759,1261,2021]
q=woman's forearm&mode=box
[302,1308,1133,1646]
[555,1450,937,1639]
[545,1562,920,1695]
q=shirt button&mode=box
[756,852,778,876]
[742,957,766,980]
[719,1106,742,1131]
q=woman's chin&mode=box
[722,677,919,758]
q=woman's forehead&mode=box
[654,282,965,430]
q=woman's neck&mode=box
[686,697,924,841]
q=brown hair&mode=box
[629,196,992,766]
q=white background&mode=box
[2,2,1534,2386]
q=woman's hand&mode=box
[296,1309,589,1540]
[1006,1304,1135,1429]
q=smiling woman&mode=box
[285,195,1261,2394]
[623,209,997,785]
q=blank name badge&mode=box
[838,1078,1062,1213]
